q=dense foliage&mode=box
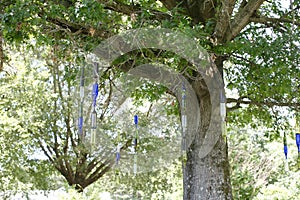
[1,0,299,199]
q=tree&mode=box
[1,0,299,199]
[0,46,65,196]
[228,125,300,199]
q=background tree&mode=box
[0,43,182,199]
[1,0,299,199]
[0,45,65,197]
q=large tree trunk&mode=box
[183,63,232,199]
[184,123,232,199]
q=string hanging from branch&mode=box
[116,134,121,165]
[78,66,85,138]
[115,131,122,199]
[220,88,226,133]
[91,63,99,150]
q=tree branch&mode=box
[213,0,236,43]
[39,142,54,163]
[159,0,180,10]
[85,147,114,176]
[84,162,114,188]
[87,159,112,180]
[64,157,74,184]
[39,13,112,38]
[99,75,113,120]
[98,0,171,21]
[227,96,300,111]
[0,30,3,72]
[249,16,300,26]
[98,0,139,15]
[38,140,70,178]
[225,0,266,41]
[85,138,132,187]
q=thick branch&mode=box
[64,158,74,184]
[98,0,139,15]
[249,16,300,26]
[84,162,114,188]
[86,159,112,182]
[225,0,266,41]
[159,0,180,10]
[227,97,300,110]
[185,0,217,24]
[83,138,133,189]
[213,0,236,43]
[98,0,171,21]
[40,13,112,38]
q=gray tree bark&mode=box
[182,75,232,199]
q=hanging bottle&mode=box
[296,119,300,169]
[91,110,97,129]
[91,63,99,150]
[181,83,187,165]
[283,132,289,171]
[220,89,226,122]
[133,115,138,176]
[80,67,85,102]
